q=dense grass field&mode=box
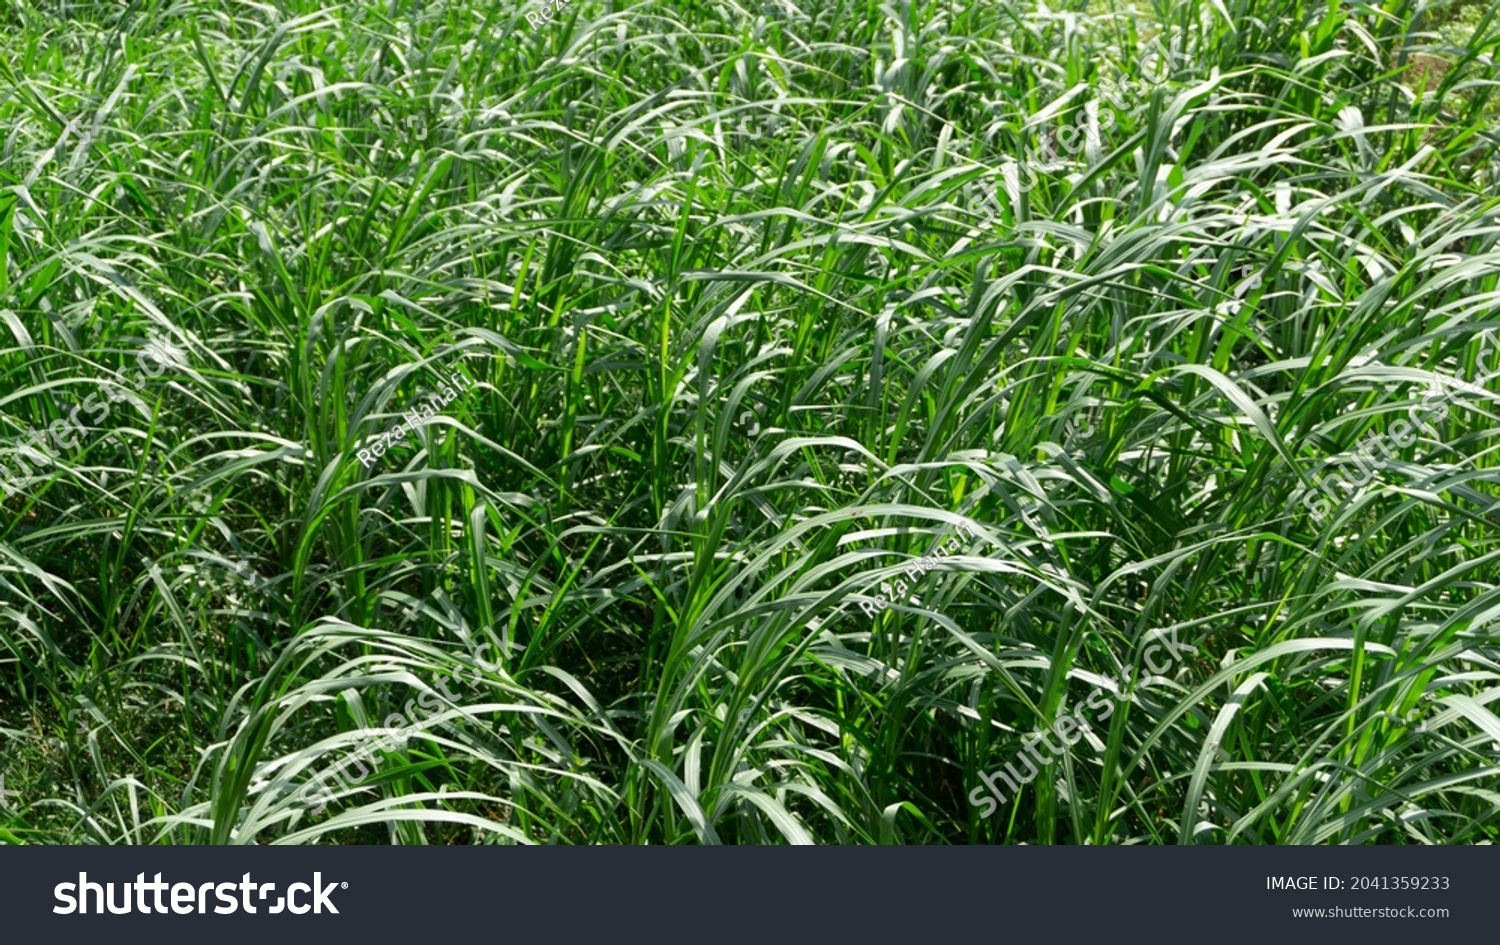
[1,0,1499,845]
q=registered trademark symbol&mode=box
[341,882,348,888]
